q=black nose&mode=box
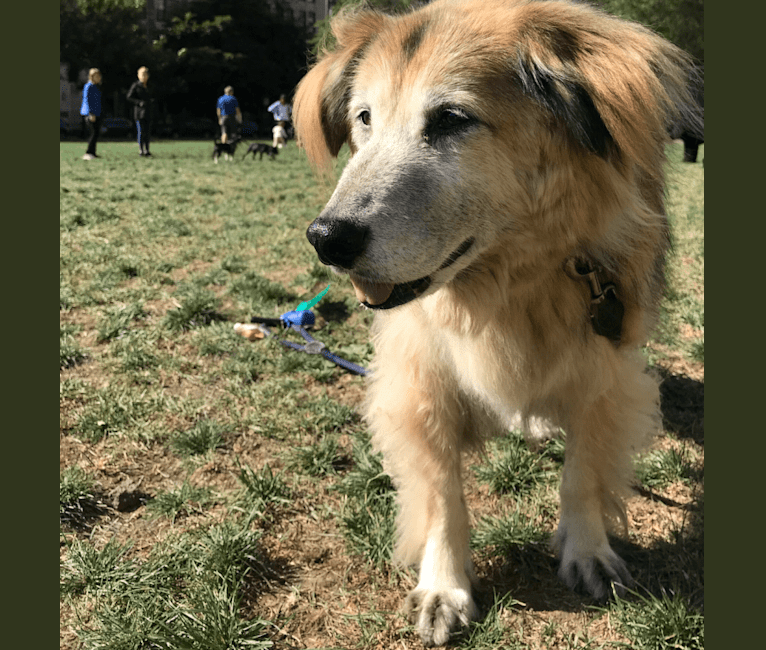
[306,217,370,269]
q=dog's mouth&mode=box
[350,238,475,310]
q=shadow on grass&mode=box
[613,496,704,610]
[60,496,111,533]
[240,549,300,604]
[316,300,352,323]
[474,491,703,615]
[658,369,704,446]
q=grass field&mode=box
[60,138,704,650]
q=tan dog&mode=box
[294,0,701,645]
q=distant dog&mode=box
[272,124,288,149]
[212,137,240,163]
[295,0,702,646]
[243,143,279,161]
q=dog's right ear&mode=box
[294,9,386,173]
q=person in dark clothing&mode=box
[127,66,154,156]
[681,68,704,163]
[80,68,103,160]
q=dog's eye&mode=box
[426,108,476,143]
[438,109,471,130]
[358,110,372,127]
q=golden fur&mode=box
[294,0,701,645]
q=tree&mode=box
[60,0,154,93]
[594,0,703,64]
[310,0,421,56]
[61,0,312,123]
[156,0,310,119]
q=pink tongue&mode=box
[350,277,395,306]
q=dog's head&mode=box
[295,0,700,310]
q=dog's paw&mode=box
[554,531,633,600]
[404,586,478,647]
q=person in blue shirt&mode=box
[80,68,103,160]
[216,86,242,144]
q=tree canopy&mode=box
[60,0,152,92]
[593,0,703,63]
[156,0,310,117]
[60,0,702,122]
[60,0,310,120]
[310,0,703,62]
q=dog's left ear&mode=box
[294,9,387,173]
[516,42,612,158]
[512,3,699,176]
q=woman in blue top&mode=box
[80,68,103,160]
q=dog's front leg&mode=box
[369,366,478,646]
[404,470,478,647]
[552,351,660,600]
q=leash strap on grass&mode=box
[291,323,369,376]
[249,284,369,376]
[252,312,369,376]
[255,320,369,376]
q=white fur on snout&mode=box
[328,150,462,277]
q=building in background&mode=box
[278,0,332,31]
[60,63,83,133]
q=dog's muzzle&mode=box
[306,216,474,310]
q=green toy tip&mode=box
[296,284,330,311]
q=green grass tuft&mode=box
[71,384,166,442]
[635,446,701,489]
[164,286,224,331]
[171,418,228,457]
[460,592,521,649]
[110,330,160,372]
[473,431,561,496]
[289,435,348,476]
[60,466,94,509]
[609,589,704,650]
[60,328,88,369]
[336,433,397,568]
[340,492,397,569]
[234,461,292,518]
[61,522,273,649]
[60,538,135,598]
[97,301,147,342]
[146,481,215,522]
[471,506,549,554]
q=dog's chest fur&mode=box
[415,285,591,434]
[439,320,543,431]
